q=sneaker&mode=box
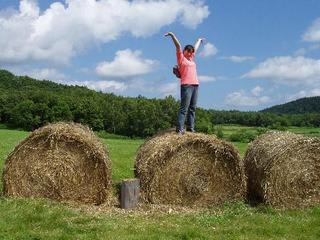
[186,127,196,133]
[176,129,185,135]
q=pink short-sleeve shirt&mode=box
[176,50,199,85]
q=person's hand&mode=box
[200,38,206,43]
[164,32,174,37]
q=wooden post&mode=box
[120,178,140,209]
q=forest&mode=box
[0,69,319,137]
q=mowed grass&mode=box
[0,127,319,239]
[1,198,319,240]
[102,138,144,182]
[217,124,320,139]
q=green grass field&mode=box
[0,126,319,239]
[217,124,320,139]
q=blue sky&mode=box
[1,0,320,111]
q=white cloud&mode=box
[29,68,67,82]
[8,67,67,82]
[96,49,158,78]
[69,80,127,92]
[309,88,320,96]
[198,75,216,82]
[129,79,179,97]
[157,82,179,96]
[294,44,320,56]
[9,65,127,92]
[309,44,320,51]
[294,48,307,56]
[221,55,255,63]
[86,80,127,92]
[243,56,320,87]
[303,18,320,42]
[287,88,320,101]
[251,86,263,97]
[199,43,218,58]
[225,86,270,107]
[68,77,179,96]
[0,0,209,65]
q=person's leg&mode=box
[186,112,191,130]
[176,85,192,133]
[187,85,199,132]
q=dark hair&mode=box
[184,45,194,53]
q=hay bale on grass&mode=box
[135,132,246,206]
[244,131,320,208]
[2,122,112,205]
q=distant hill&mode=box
[0,69,319,134]
[261,96,320,114]
[0,69,180,136]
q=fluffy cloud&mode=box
[225,86,270,107]
[294,44,320,56]
[0,0,209,64]
[243,56,320,86]
[303,18,320,42]
[128,79,179,97]
[69,80,127,92]
[93,79,178,96]
[9,66,127,92]
[199,43,218,58]
[309,44,320,51]
[157,82,179,96]
[198,75,216,82]
[251,86,263,97]
[221,55,255,63]
[85,80,127,92]
[96,49,158,78]
[294,48,308,56]
[29,68,67,82]
[8,67,67,82]
[287,88,320,101]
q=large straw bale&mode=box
[244,131,320,208]
[2,122,112,205]
[135,131,246,206]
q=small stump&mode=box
[120,179,140,209]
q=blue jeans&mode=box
[176,85,199,132]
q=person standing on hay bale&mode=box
[165,32,205,135]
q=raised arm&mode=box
[194,38,205,54]
[165,32,182,52]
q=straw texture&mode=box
[135,131,246,206]
[3,122,112,205]
[244,131,320,208]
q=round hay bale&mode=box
[2,122,112,205]
[135,132,246,206]
[244,131,320,208]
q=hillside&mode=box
[0,69,319,135]
[261,96,320,114]
[0,69,179,136]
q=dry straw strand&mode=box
[2,122,112,205]
[244,131,320,208]
[135,130,246,206]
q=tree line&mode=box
[0,69,319,137]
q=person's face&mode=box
[183,49,194,59]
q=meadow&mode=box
[0,126,319,240]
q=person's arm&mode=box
[194,38,205,54]
[165,32,182,52]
